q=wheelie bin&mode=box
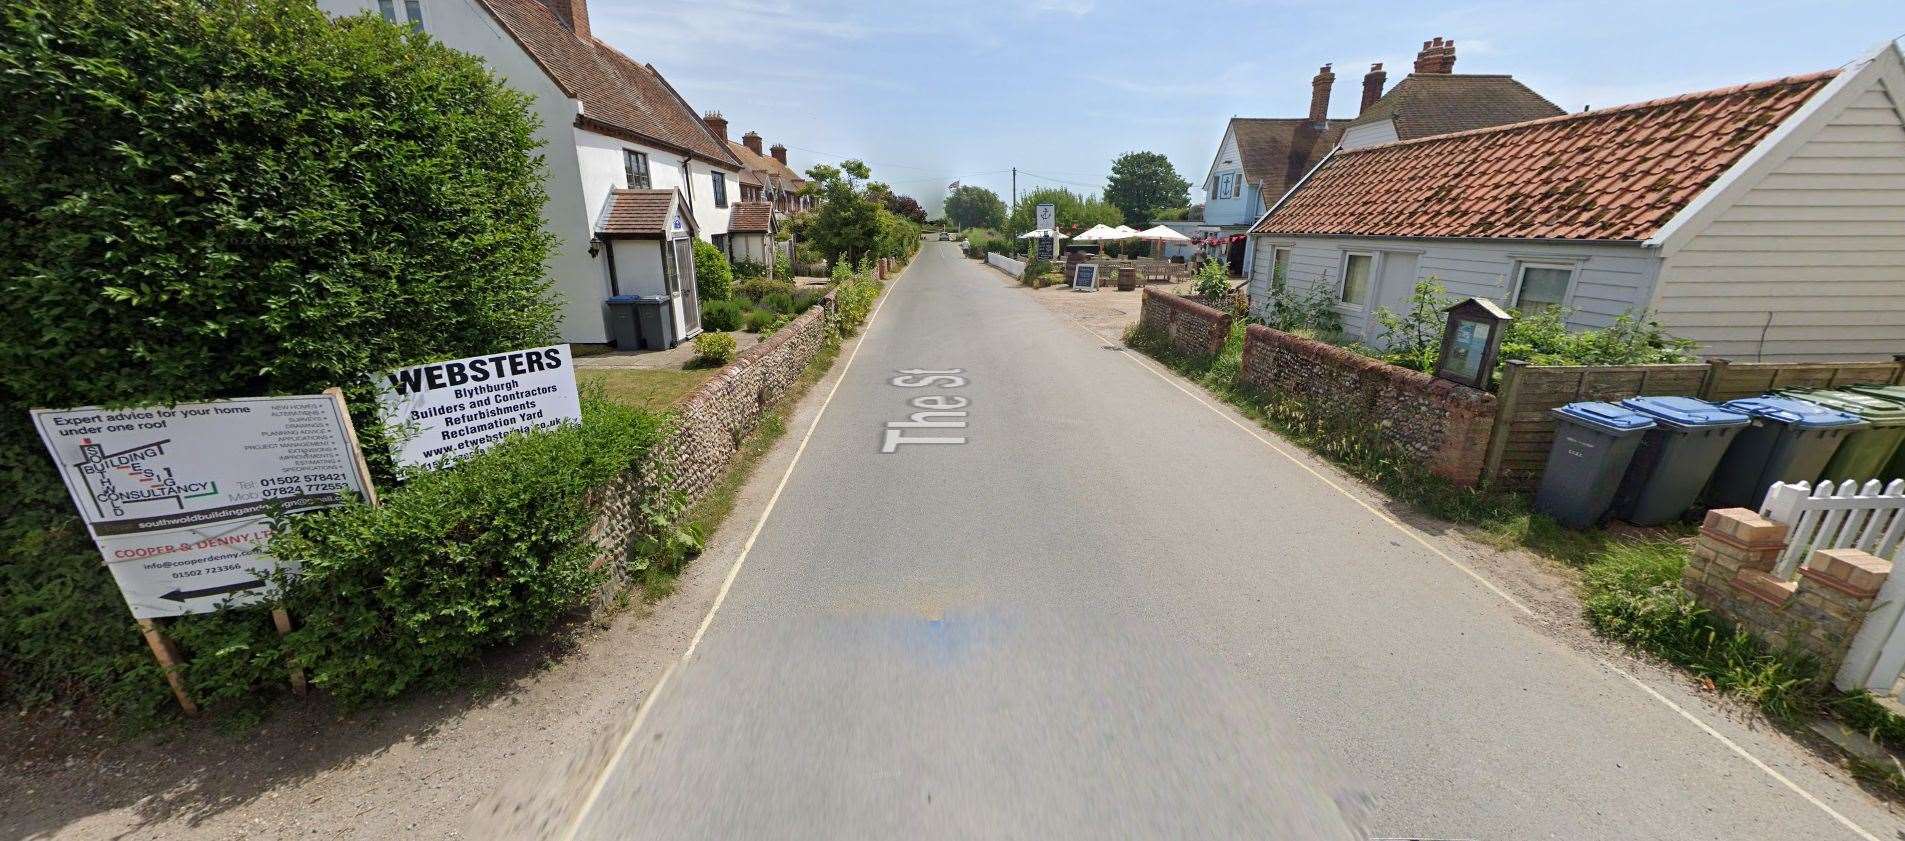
[1844,384,1905,482]
[1534,402,1656,529]
[1709,396,1865,508]
[1610,396,1751,526]
[1774,388,1905,484]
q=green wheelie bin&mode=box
[1775,387,1905,484]
[1709,396,1865,509]
[1843,384,1905,482]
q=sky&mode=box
[588,1,1905,215]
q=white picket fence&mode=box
[1758,480,1905,696]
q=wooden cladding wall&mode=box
[1482,359,1905,491]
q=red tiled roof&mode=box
[1229,118,1345,203]
[727,202,773,233]
[727,140,805,189]
[1346,74,1563,140]
[598,189,679,237]
[476,0,740,168]
[1253,71,1835,241]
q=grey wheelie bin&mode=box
[1844,384,1905,482]
[1709,396,1865,508]
[1610,396,1751,526]
[1534,402,1656,529]
[1774,388,1905,484]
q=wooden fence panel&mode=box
[1481,357,1904,491]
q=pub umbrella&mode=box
[1136,224,1190,258]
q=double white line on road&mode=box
[1071,317,1881,841]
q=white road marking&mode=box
[1075,316,1882,840]
[560,661,676,841]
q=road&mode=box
[569,243,1896,838]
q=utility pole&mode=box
[1011,167,1017,219]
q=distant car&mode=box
[939,232,950,241]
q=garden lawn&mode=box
[580,369,718,412]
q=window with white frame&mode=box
[1338,253,1373,306]
[1512,262,1574,314]
[623,150,650,189]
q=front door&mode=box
[1366,252,1419,345]
[674,237,701,337]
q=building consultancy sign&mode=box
[32,395,373,618]
[377,345,582,469]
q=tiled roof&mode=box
[727,140,805,188]
[727,202,773,233]
[476,0,740,168]
[598,189,678,237]
[1347,74,1564,140]
[1228,118,1346,207]
[1253,71,1835,241]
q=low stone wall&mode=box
[1239,324,1496,486]
[986,252,1026,278]
[1137,289,1231,358]
[1682,508,1891,670]
[586,300,832,577]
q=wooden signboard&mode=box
[1072,263,1098,291]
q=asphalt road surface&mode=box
[569,243,1896,839]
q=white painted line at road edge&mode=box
[560,661,676,841]
[1076,317,1881,840]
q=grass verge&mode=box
[580,368,719,413]
[1125,319,1905,789]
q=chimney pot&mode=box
[1309,63,1336,124]
[1360,62,1387,113]
[770,143,788,165]
[701,111,727,143]
[1414,36,1457,74]
[742,131,763,155]
[539,0,589,39]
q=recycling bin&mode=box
[1610,396,1751,526]
[1844,384,1905,481]
[605,295,644,349]
[1774,388,1905,484]
[1534,402,1656,529]
[1709,396,1866,508]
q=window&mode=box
[377,0,397,21]
[402,0,424,29]
[1271,247,1291,281]
[623,150,649,189]
[1214,173,1234,200]
[660,238,680,295]
[1339,253,1373,306]
[1513,263,1574,314]
[712,172,728,208]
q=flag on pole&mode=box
[947,180,960,191]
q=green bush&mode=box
[1499,309,1697,371]
[1257,262,1342,339]
[760,292,797,315]
[0,0,557,717]
[1373,278,1452,372]
[774,251,792,280]
[792,290,823,313]
[1191,260,1231,301]
[692,332,737,365]
[692,238,733,302]
[731,258,766,281]
[737,277,796,302]
[744,308,777,333]
[832,277,884,336]
[700,298,744,332]
[1021,258,1054,287]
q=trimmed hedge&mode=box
[1,0,558,720]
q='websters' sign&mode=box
[377,345,582,469]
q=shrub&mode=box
[793,290,824,313]
[773,251,792,280]
[832,277,884,336]
[744,308,777,333]
[1021,257,1054,287]
[1255,265,1344,341]
[738,277,796,302]
[691,238,733,302]
[760,292,797,315]
[731,258,766,281]
[1191,260,1231,301]
[1,0,557,717]
[692,332,737,365]
[700,298,744,332]
[1499,309,1697,371]
[1373,278,1451,372]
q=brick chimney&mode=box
[1309,64,1335,125]
[770,143,788,165]
[1360,62,1387,113]
[539,0,589,39]
[701,111,727,143]
[1414,37,1456,74]
[742,131,763,155]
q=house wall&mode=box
[1248,234,1663,346]
[317,0,610,343]
[606,239,666,297]
[1653,76,1905,362]
[1203,127,1261,227]
[1339,119,1400,150]
[730,233,773,266]
[573,128,737,241]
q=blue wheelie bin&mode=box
[1610,396,1751,526]
[1709,396,1866,508]
[1534,402,1656,529]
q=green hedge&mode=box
[1,0,558,720]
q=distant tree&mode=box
[943,185,1006,230]
[802,160,881,265]
[1104,151,1190,228]
[1006,187,1121,235]
[884,193,927,224]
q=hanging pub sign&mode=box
[1435,297,1513,389]
[30,393,375,618]
[1035,203,1056,232]
[376,345,583,469]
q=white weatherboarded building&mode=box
[1250,44,1905,361]
[317,0,743,346]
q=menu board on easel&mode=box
[1072,264,1098,291]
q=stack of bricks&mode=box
[1682,508,1893,669]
